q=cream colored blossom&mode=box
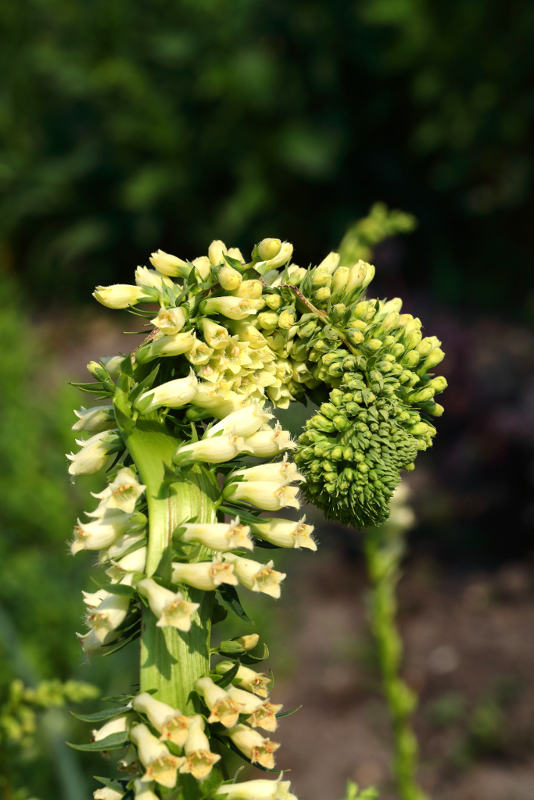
[91,467,146,515]
[137,578,199,632]
[130,724,183,788]
[135,370,197,412]
[224,480,300,512]
[250,517,316,551]
[67,430,121,477]
[227,724,279,769]
[150,307,187,335]
[181,519,253,551]
[93,284,150,309]
[179,715,221,780]
[174,433,252,465]
[195,677,242,728]
[243,424,296,458]
[171,559,237,591]
[223,554,286,599]
[72,405,115,434]
[149,250,188,277]
[132,693,192,748]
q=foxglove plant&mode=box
[68,237,445,799]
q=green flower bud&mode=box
[265,294,282,311]
[257,238,282,261]
[218,265,242,292]
[422,347,445,371]
[278,310,296,329]
[257,312,279,332]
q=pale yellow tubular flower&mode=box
[214,777,297,800]
[105,546,147,584]
[192,255,212,280]
[137,578,199,632]
[247,701,283,732]
[135,266,174,292]
[149,250,188,277]
[201,318,232,349]
[202,296,258,321]
[215,662,270,697]
[99,532,146,563]
[226,246,244,262]
[224,480,300,512]
[181,519,253,551]
[226,685,264,714]
[132,779,159,800]
[192,383,245,418]
[227,724,280,769]
[135,370,198,412]
[231,457,303,486]
[195,676,242,728]
[243,423,296,458]
[67,430,121,477]
[233,279,263,299]
[86,593,130,643]
[218,265,242,292]
[150,307,187,335]
[71,510,144,555]
[135,330,195,363]
[250,517,316,551]
[93,284,151,309]
[206,403,272,439]
[92,714,132,742]
[131,724,183,788]
[93,785,125,800]
[179,715,221,780]
[208,239,228,266]
[72,405,115,434]
[223,554,286,599]
[91,467,146,515]
[132,693,192,748]
[171,559,238,591]
[173,433,252,465]
[186,338,214,366]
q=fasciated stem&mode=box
[363,525,428,800]
[124,421,221,793]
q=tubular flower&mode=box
[173,433,252,465]
[150,307,187,335]
[94,786,125,800]
[135,266,174,292]
[202,296,259,321]
[195,676,242,728]
[67,430,121,477]
[100,532,146,563]
[130,724,183,788]
[135,370,198,412]
[171,559,238,591]
[227,724,280,769]
[247,702,283,732]
[135,331,196,364]
[180,519,253,551]
[250,517,316,551]
[86,593,130,643]
[132,693,192,748]
[230,458,303,485]
[91,467,146,515]
[105,546,147,583]
[226,685,264,714]
[93,284,152,309]
[215,662,270,697]
[179,715,221,780]
[205,403,272,439]
[92,714,132,742]
[149,249,189,277]
[214,778,298,800]
[72,405,115,434]
[137,578,199,632]
[223,554,286,599]
[243,424,296,458]
[133,779,160,800]
[71,510,146,555]
[224,480,300,512]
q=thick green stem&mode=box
[363,525,428,800]
[125,420,219,718]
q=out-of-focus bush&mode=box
[1,0,532,311]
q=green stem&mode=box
[124,420,221,796]
[363,525,428,800]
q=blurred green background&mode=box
[1,2,534,798]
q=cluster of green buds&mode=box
[67,235,444,798]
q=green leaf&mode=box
[71,705,131,723]
[67,731,129,751]
[276,704,302,719]
[213,662,239,689]
[217,585,251,622]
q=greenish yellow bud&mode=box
[331,266,350,299]
[416,337,434,357]
[286,264,307,284]
[347,329,364,346]
[218,265,242,292]
[257,312,279,331]
[192,255,212,280]
[311,266,333,288]
[408,387,435,403]
[298,319,318,339]
[235,279,263,299]
[149,249,189,277]
[366,338,382,351]
[423,347,445,370]
[314,287,331,304]
[257,238,282,261]
[429,375,447,392]
[278,310,296,329]
[427,402,444,417]
[265,294,282,311]
[345,261,368,297]
[317,251,340,273]
[208,239,228,266]
[402,350,420,368]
